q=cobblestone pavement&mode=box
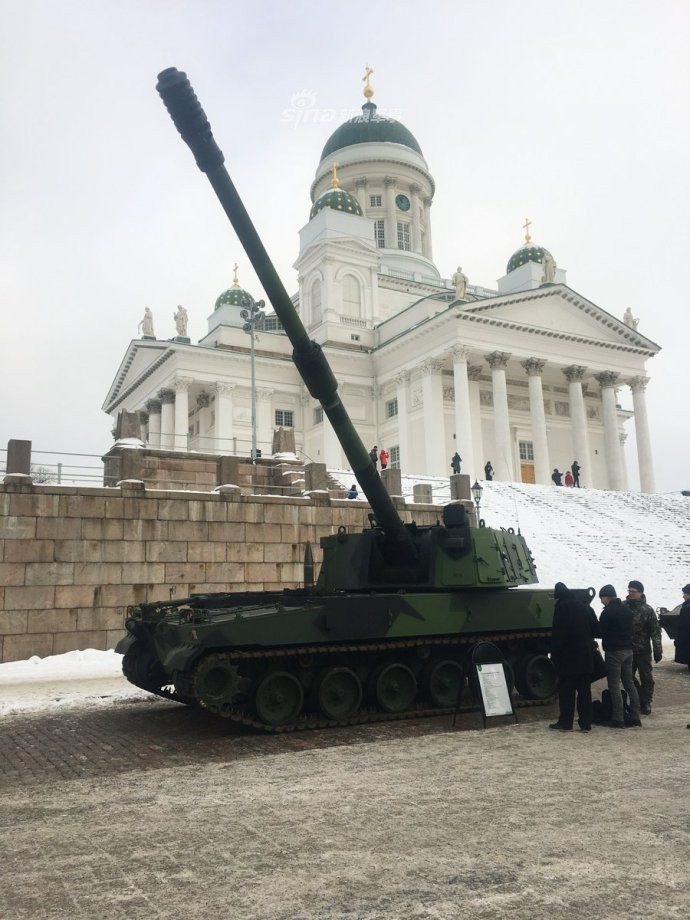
[0,661,688,919]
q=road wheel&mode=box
[515,654,557,700]
[315,667,362,720]
[425,659,463,708]
[370,662,417,713]
[194,656,242,711]
[252,671,304,726]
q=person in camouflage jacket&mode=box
[625,579,662,714]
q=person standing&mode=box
[379,447,389,470]
[484,461,493,481]
[369,445,378,469]
[564,470,574,487]
[571,460,581,487]
[451,452,462,475]
[598,584,642,728]
[549,582,600,732]
[674,584,690,669]
[551,468,563,486]
[625,579,662,714]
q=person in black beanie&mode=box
[598,584,642,728]
[549,582,600,732]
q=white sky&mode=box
[1,0,688,491]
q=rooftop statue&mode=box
[138,307,154,337]
[174,304,188,337]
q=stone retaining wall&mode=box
[0,479,441,663]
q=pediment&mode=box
[464,285,659,355]
[102,340,172,412]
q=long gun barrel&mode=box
[156,67,417,562]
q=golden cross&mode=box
[232,262,239,287]
[331,161,340,189]
[362,65,374,99]
[523,218,532,243]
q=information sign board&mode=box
[476,662,513,717]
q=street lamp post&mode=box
[241,298,266,462]
[471,479,483,524]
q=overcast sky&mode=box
[1,0,688,491]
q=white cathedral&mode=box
[104,74,659,492]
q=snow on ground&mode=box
[1,480,687,716]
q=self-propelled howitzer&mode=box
[116,69,593,731]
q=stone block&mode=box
[53,540,85,563]
[157,500,189,521]
[146,541,187,563]
[7,439,32,475]
[262,502,299,525]
[72,563,122,585]
[208,522,246,543]
[226,542,263,563]
[245,522,283,543]
[106,629,127,649]
[413,484,433,503]
[0,610,28,633]
[4,539,53,563]
[84,541,104,562]
[36,517,81,540]
[246,562,279,583]
[9,493,59,517]
[450,474,471,501]
[0,516,37,540]
[5,585,55,610]
[28,609,78,633]
[55,585,100,608]
[53,630,107,655]
[122,519,168,541]
[103,541,146,563]
[121,563,165,584]
[99,584,140,607]
[105,497,126,519]
[24,562,73,587]
[167,521,208,542]
[381,467,403,497]
[188,542,227,563]
[264,543,301,563]
[164,562,206,584]
[204,562,245,584]
[280,524,302,544]
[123,497,159,519]
[81,518,124,541]
[0,563,25,587]
[76,609,126,631]
[2,632,54,663]
[59,495,106,518]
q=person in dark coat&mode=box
[674,584,690,668]
[549,582,600,732]
[598,584,642,728]
[551,468,563,486]
[369,446,378,469]
[571,460,581,487]
[451,452,462,475]
[484,461,493,481]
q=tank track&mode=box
[137,629,553,733]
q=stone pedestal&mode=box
[381,468,402,497]
[304,463,328,492]
[7,439,31,475]
[413,483,433,503]
[449,473,471,501]
[217,456,241,486]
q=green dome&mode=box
[310,186,363,220]
[506,242,554,274]
[320,102,423,161]
[214,285,254,311]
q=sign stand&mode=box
[453,641,518,728]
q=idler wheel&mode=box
[370,662,417,713]
[515,653,557,700]
[314,667,362,720]
[425,659,463,708]
[252,671,304,727]
[122,641,167,693]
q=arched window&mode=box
[342,274,361,318]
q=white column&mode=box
[159,388,175,451]
[395,371,411,473]
[257,388,273,457]
[384,176,397,249]
[629,377,655,493]
[521,358,551,485]
[486,351,513,480]
[421,359,445,476]
[422,196,433,260]
[409,183,422,253]
[451,347,474,479]
[146,399,161,449]
[196,391,212,452]
[215,383,235,455]
[620,432,630,491]
[562,365,592,487]
[595,372,624,490]
[173,378,191,452]
[354,177,368,213]
[467,365,484,475]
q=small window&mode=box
[519,440,534,461]
[369,194,382,207]
[397,222,410,251]
[390,445,400,469]
[374,219,385,248]
[313,406,323,424]
[386,398,398,419]
[275,409,294,427]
